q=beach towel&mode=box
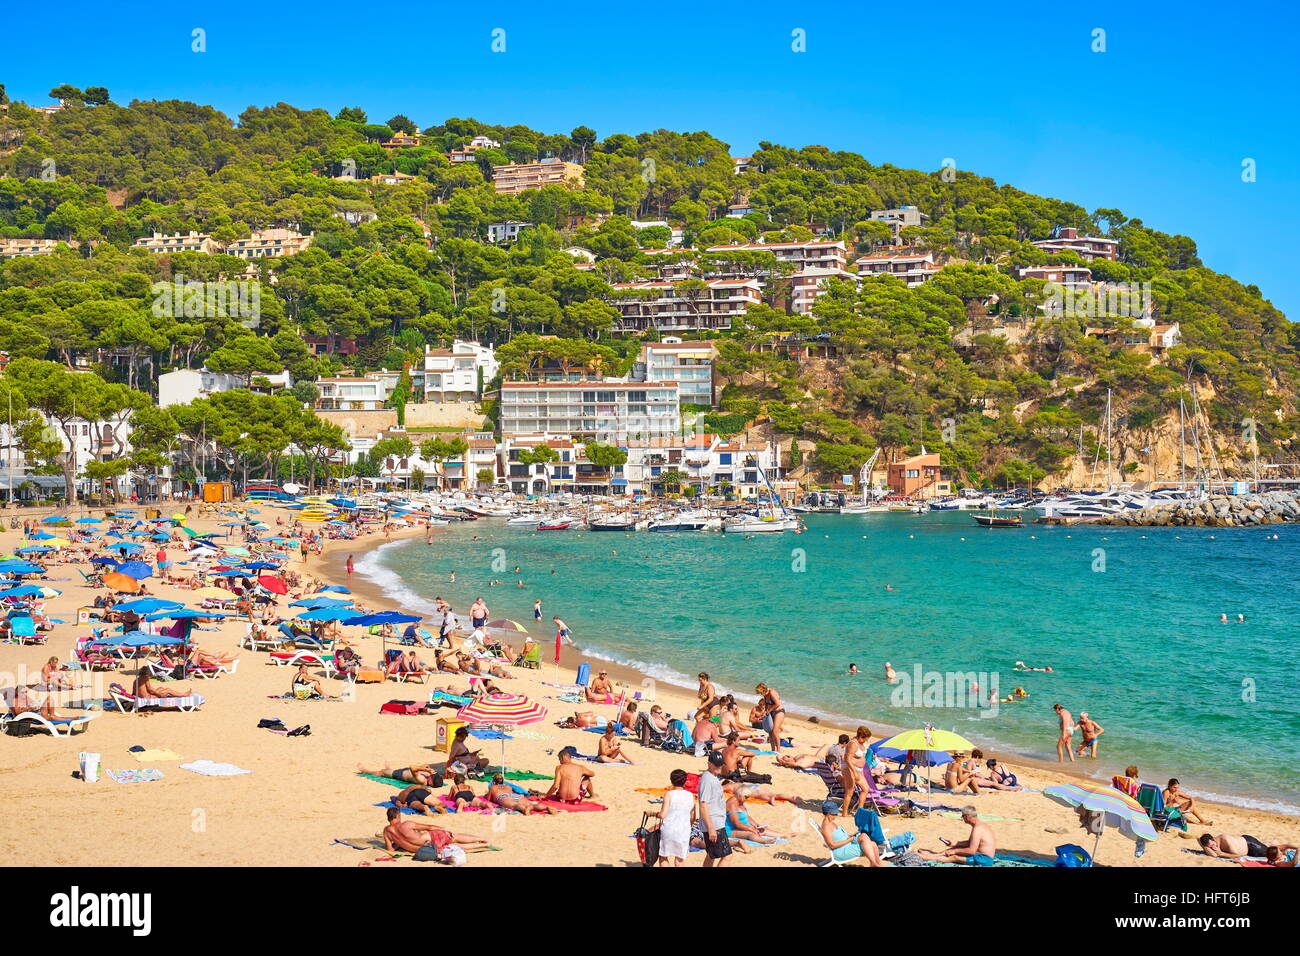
[180,760,251,776]
[429,690,471,707]
[469,728,513,740]
[107,768,165,784]
[131,748,183,762]
[536,798,607,812]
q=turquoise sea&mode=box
[357,512,1300,814]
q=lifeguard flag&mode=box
[554,630,562,665]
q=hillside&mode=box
[0,90,1296,488]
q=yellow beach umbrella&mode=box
[878,727,975,753]
[193,586,237,601]
[44,537,72,547]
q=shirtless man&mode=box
[597,722,634,764]
[776,742,831,770]
[1198,832,1273,860]
[486,774,557,815]
[381,808,490,854]
[691,708,720,756]
[133,672,193,699]
[546,748,597,802]
[1075,712,1104,758]
[584,669,613,703]
[917,807,998,864]
[1053,703,1075,763]
[1163,778,1211,825]
[720,733,755,776]
[716,697,741,737]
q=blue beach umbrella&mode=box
[143,609,230,621]
[317,585,351,594]
[113,560,154,580]
[75,517,102,524]
[40,516,69,524]
[2,584,50,597]
[0,560,45,575]
[15,546,54,554]
[99,631,185,647]
[343,611,422,626]
[28,531,56,541]
[295,607,355,622]
[107,542,145,554]
[289,596,352,609]
[112,598,184,615]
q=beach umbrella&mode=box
[0,560,44,575]
[43,537,72,547]
[40,516,69,524]
[103,571,143,593]
[1042,781,1158,865]
[192,586,237,601]
[107,542,145,554]
[289,596,353,609]
[877,727,975,753]
[239,561,279,570]
[15,546,54,554]
[342,611,422,626]
[28,531,55,541]
[258,575,288,595]
[455,693,548,773]
[89,555,118,565]
[143,609,229,621]
[316,585,350,594]
[869,743,953,767]
[113,598,184,615]
[113,560,154,580]
[75,517,103,524]
[295,607,354,622]
[100,630,186,648]
[1,584,55,597]
[484,619,530,633]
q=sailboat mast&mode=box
[1105,388,1113,488]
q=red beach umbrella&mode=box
[258,575,288,595]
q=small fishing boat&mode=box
[536,520,572,531]
[972,512,1024,528]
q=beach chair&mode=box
[1,711,95,738]
[1136,783,1187,832]
[516,642,541,670]
[187,658,240,679]
[144,659,181,681]
[860,766,905,814]
[383,649,429,684]
[72,637,120,672]
[241,623,284,652]
[269,651,329,671]
[108,683,205,714]
[7,616,46,645]
[811,761,861,814]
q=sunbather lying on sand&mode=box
[392,784,447,815]
[382,808,490,854]
[776,743,832,769]
[487,774,557,815]
[446,773,493,812]
[357,762,443,788]
[1198,833,1276,859]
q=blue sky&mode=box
[3,1,1298,317]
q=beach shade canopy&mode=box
[99,630,186,647]
[342,611,422,626]
[240,561,279,571]
[40,516,69,524]
[877,727,975,754]
[43,537,71,547]
[1,584,58,597]
[75,517,103,524]
[295,606,355,622]
[192,586,237,601]
[455,693,548,774]
[107,542,145,554]
[316,585,351,594]
[289,596,353,609]
[103,572,144,593]
[258,575,288,595]
[15,546,54,554]
[113,598,185,615]
[89,555,119,565]
[113,560,154,580]
[143,609,229,621]
[28,531,56,540]
[869,743,953,767]
[1042,781,1158,864]
[484,619,530,633]
[0,560,45,575]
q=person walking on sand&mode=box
[755,683,786,753]
[1075,712,1104,758]
[698,751,732,867]
[345,554,354,576]
[656,769,695,866]
[1053,703,1075,763]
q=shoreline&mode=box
[333,525,1299,821]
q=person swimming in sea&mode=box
[1013,661,1053,673]
[848,663,859,675]
[883,662,897,683]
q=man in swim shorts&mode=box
[1053,703,1075,763]
[382,808,490,853]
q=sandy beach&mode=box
[0,505,1293,869]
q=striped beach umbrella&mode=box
[1043,781,1158,864]
[455,693,548,773]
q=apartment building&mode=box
[491,159,584,194]
[869,206,929,241]
[133,231,223,255]
[1019,264,1093,291]
[854,251,941,286]
[501,435,578,494]
[448,135,500,163]
[380,132,420,149]
[499,381,680,441]
[0,238,68,258]
[888,451,944,498]
[223,228,313,260]
[1031,226,1119,261]
[705,240,848,274]
[315,376,391,411]
[622,434,780,497]
[158,367,292,408]
[423,340,497,402]
[633,339,718,407]
[789,267,860,314]
[607,278,762,333]
[1086,319,1182,351]
[487,221,532,243]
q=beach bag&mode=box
[634,812,660,867]
[1055,843,1092,867]
[683,772,700,795]
[380,700,424,716]
[575,662,590,687]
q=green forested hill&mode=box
[0,92,1295,487]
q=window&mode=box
[719,453,732,465]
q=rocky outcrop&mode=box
[1090,490,1300,527]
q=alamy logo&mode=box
[151,274,261,321]
[49,886,152,936]
[889,664,1001,718]
[1043,281,1151,319]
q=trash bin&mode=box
[435,718,465,753]
[79,751,101,783]
[145,508,160,520]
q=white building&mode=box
[790,267,860,314]
[133,231,223,255]
[499,381,681,441]
[608,278,762,333]
[424,341,497,402]
[633,339,718,407]
[224,229,313,260]
[158,367,292,408]
[315,376,391,411]
[855,251,941,286]
[1031,227,1119,262]
[622,434,780,497]
[487,221,532,243]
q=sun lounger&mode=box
[6,616,46,645]
[187,658,239,679]
[269,651,329,669]
[109,683,205,714]
[1136,783,1187,832]
[1,711,96,737]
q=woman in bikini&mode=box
[755,683,786,753]
[392,784,446,815]
[486,774,557,815]
[446,773,492,812]
[357,762,444,788]
[840,726,873,815]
